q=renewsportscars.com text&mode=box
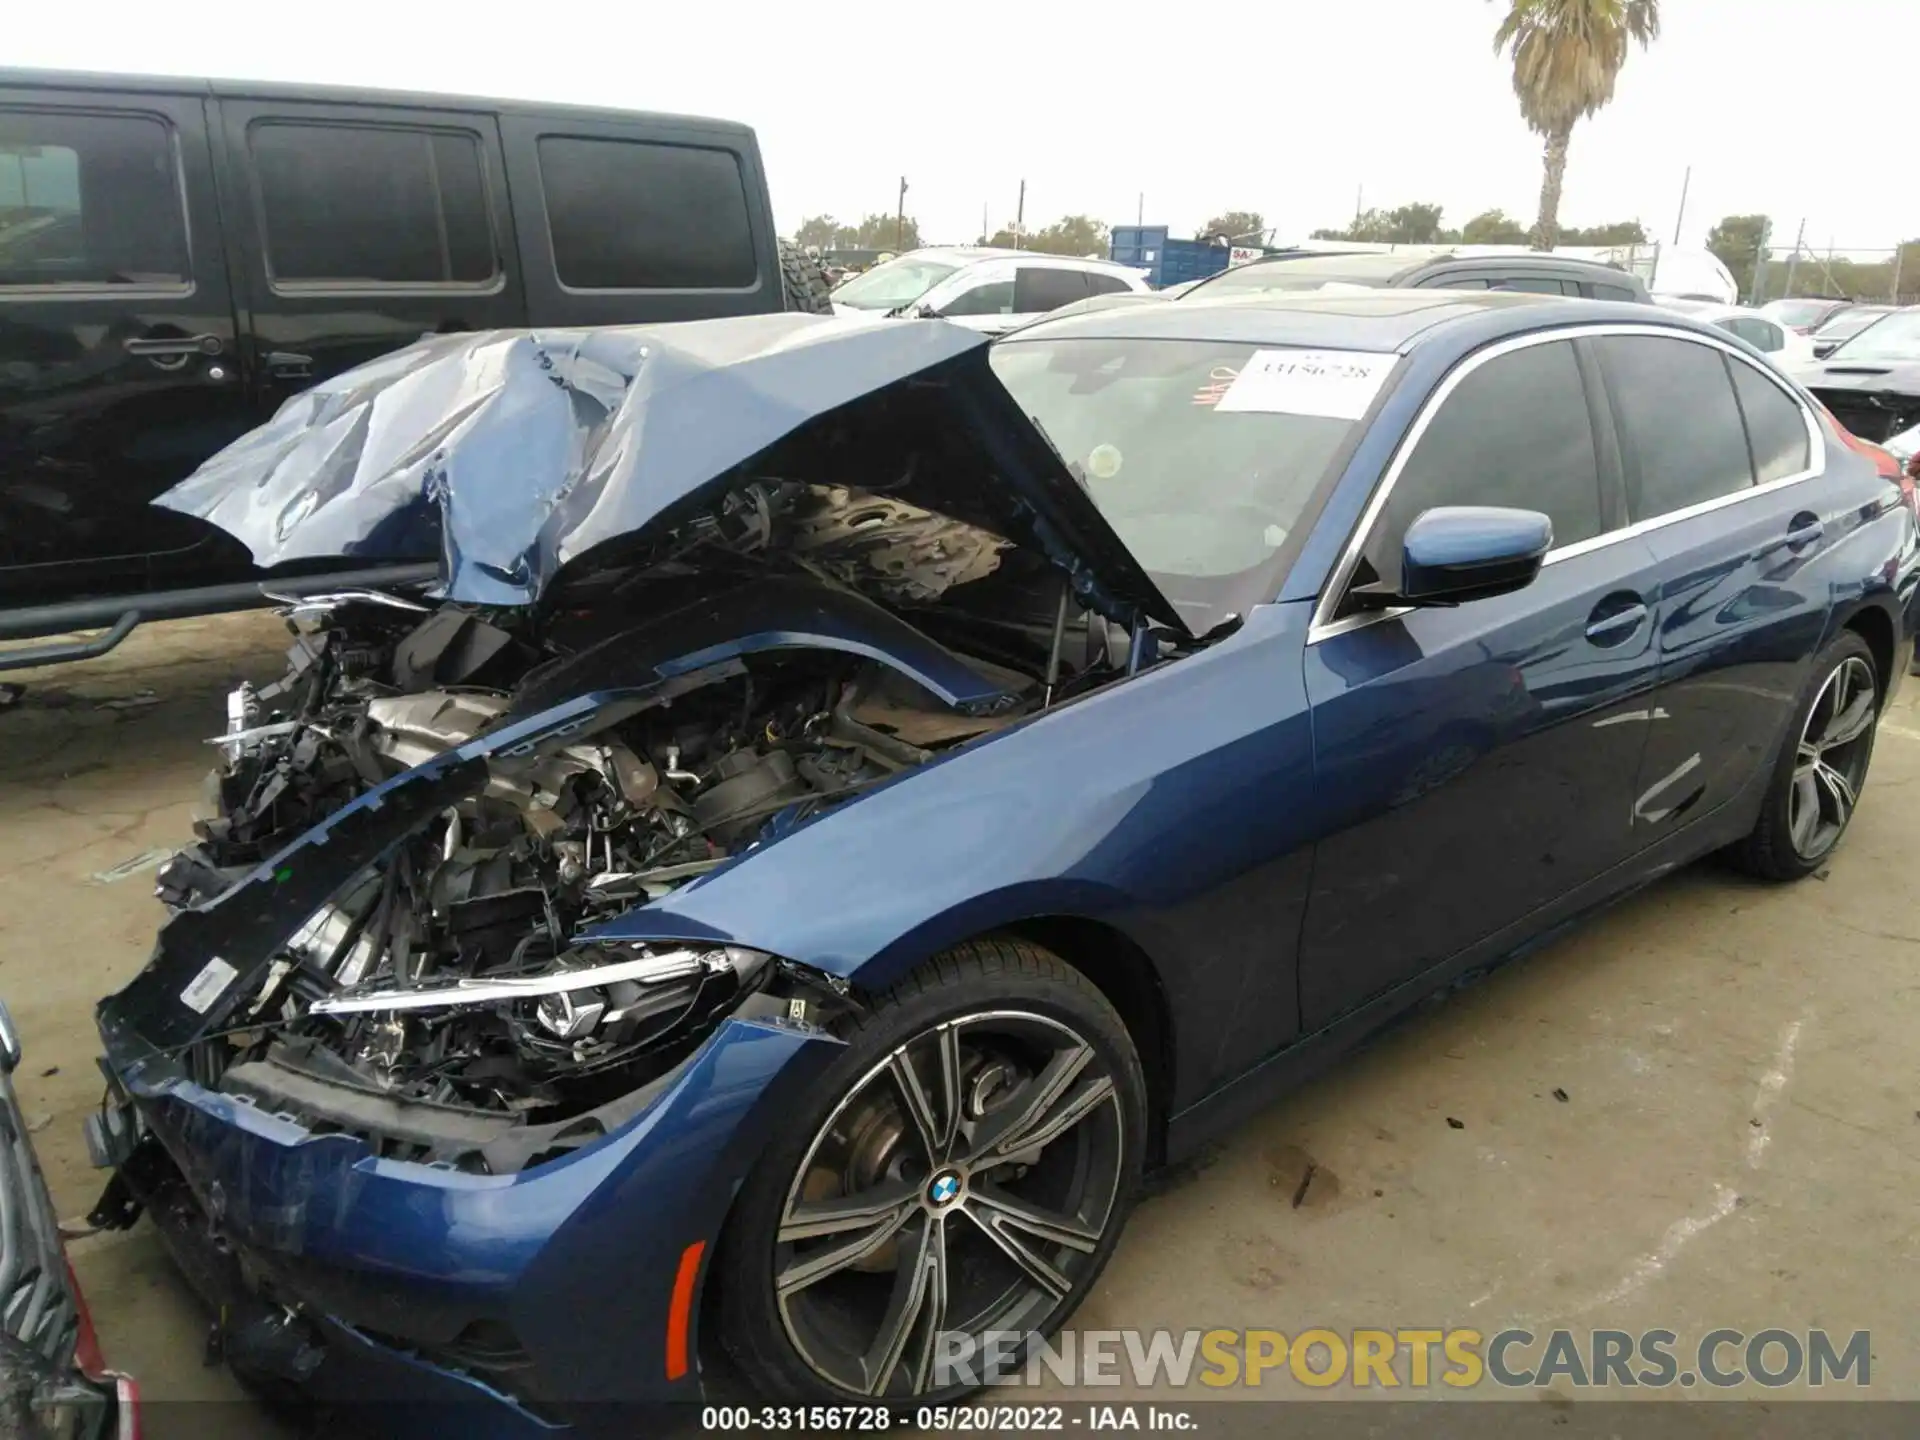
[933,1327,1872,1391]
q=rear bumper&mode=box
[96,1013,842,1429]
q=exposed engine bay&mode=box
[141,481,1144,1173]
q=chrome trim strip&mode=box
[1305,323,1826,645]
[309,946,711,1016]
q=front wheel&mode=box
[715,940,1146,1404]
[1728,630,1880,880]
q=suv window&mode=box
[1012,267,1090,313]
[1595,335,1753,520]
[0,108,187,287]
[1590,282,1639,302]
[538,136,755,290]
[940,278,1013,317]
[1728,358,1811,484]
[1492,276,1573,295]
[1362,338,1602,589]
[251,122,494,286]
[1083,271,1133,297]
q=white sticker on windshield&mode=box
[1214,349,1395,419]
[180,956,238,1015]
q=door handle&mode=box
[124,333,224,357]
[1785,514,1824,552]
[1584,598,1649,645]
[266,351,314,379]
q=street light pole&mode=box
[895,177,907,251]
[1671,165,1690,245]
[1014,179,1025,250]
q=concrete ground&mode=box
[2,614,1916,1429]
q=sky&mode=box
[9,0,1917,256]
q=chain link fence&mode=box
[1747,240,1920,307]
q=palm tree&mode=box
[1492,0,1660,251]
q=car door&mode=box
[0,86,247,594]
[215,98,524,420]
[1591,331,1836,832]
[1298,334,1668,1030]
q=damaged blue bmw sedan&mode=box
[87,292,1917,1431]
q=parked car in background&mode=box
[1659,300,1815,366]
[1178,249,1652,302]
[1790,306,1920,449]
[829,247,1149,333]
[0,1001,135,1437]
[87,292,1915,1424]
[1810,304,1897,359]
[0,67,827,672]
[1760,297,1855,335]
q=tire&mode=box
[1726,630,1880,881]
[778,240,833,315]
[715,938,1147,1405]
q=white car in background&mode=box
[829,247,1150,334]
[1658,300,1816,368]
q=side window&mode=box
[1595,335,1753,520]
[1729,358,1812,484]
[1590,282,1639,302]
[1361,339,1602,591]
[939,278,1014,317]
[1493,276,1573,295]
[1011,266,1090,313]
[1083,271,1133,297]
[250,123,494,287]
[1751,319,1785,352]
[538,136,756,290]
[0,108,187,287]
[1431,276,1491,289]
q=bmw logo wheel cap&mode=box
[927,1172,962,1206]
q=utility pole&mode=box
[1137,192,1144,226]
[1782,218,1806,297]
[1014,179,1025,251]
[1354,184,1363,229]
[1671,165,1690,244]
[895,177,908,251]
[1749,217,1772,306]
[1892,243,1905,304]
[981,201,988,244]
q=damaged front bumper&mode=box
[88,1006,842,1430]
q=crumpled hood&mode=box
[1795,359,1920,397]
[156,313,1186,631]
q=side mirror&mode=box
[913,302,941,319]
[0,1001,19,1074]
[1397,505,1553,605]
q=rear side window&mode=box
[1083,271,1133,297]
[1596,335,1753,520]
[538,137,756,290]
[1492,276,1573,295]
[940,278,1013,317]
[1590,282,1639,302]
[1729,359,1812,484]
[250,123,494,287]
[1012,267,1090,313]
[1367,339,1602,581]
[0,108,187,287]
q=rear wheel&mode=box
[1728,631,1880,880]
[779,240,833,314]
[716,939,1145,1404]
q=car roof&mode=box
[902,247,1137,273]
[1192,249,1644,295]
[1003,288,1703,354]
[0,65,756,135]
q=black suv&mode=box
[1180,249,1653,303]
[0,69,825,669]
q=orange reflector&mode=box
[665,1240,706,1381]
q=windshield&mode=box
[1761,299,1838,328]
[990,338,1376,630]
[1187,254,1411,297]
[1816,308,1892,342]
[830,257,961,312]
[1827,309,1920,362]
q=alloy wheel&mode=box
[1789,654,1877,859]
[774,1010,1125,1398]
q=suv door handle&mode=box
[124,333,224,357]
[1585,594,1649,646]
[266,351,314,379]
